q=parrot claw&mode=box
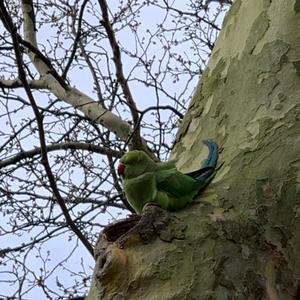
[117,205,187,247]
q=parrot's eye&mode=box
[117,163,125,176]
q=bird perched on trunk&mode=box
[117,140,219,214]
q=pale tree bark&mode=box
[87,0,300,299]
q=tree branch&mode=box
[98,0,144,151]
[0,78,47,89]
[62,0,89,79]
[0,142,123,168]
[125,105,184,153]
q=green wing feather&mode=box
[156,160,177,170]
[156,169,200,198]
[152,169,199,211]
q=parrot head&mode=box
[117,150,156,179]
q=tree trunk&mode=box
[87,0,300,299]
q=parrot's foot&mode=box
[117,204,187,248]
[142,201,161,210]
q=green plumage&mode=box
[118,140,218,214]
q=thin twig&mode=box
[124,105,184,155]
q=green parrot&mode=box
[117,140,219,214]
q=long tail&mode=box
[201,139,218,169]
[186,140,219,197]
[185,140,218,179]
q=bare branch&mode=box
[0,78,47,89]
[160,0,220,31]
[62,0,89,79]
[98,0,144,150]
[0,142,123,168]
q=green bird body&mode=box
[117,140,219,214]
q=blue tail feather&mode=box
[185,140,218,179]
[201,139,218,169]
[187,139,219,198]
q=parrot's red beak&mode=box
[117,163,125,176]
